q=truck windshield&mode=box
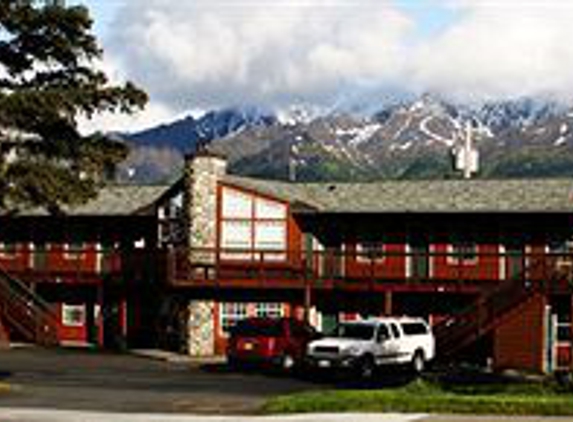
[337,324,375,340]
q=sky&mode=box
[76,0,573,133]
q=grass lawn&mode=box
[263,371,573,416]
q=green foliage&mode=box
[0,0,147,212]
[263,378,573,416]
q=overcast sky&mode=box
[78,0,573,132]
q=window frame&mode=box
[61,303,86,327]
[0,242,18,259]
[356,241,386,263]
[447,241,478,265]
[219,185,288,262]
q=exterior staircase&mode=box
[433,254,569,360]
[0,265,59,346]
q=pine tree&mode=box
[0,0,147,213]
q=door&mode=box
[375,323,400,365]
[410,240,430,280]
[505,244,525,281]
[33,242,48,270]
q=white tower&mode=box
[454,121,479,179]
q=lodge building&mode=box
[0,151,573,374]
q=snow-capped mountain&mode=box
[118,96,573,183]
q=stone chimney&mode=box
[183,151,227,266]
[182,151,227,357]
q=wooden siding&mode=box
[494,293,547,372]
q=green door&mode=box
[506,244,525,281]
[33,243,48,270]
[410,241,430,280]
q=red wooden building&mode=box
[0,185,174,349]
[1,151,573,374]
[165,153,573,374]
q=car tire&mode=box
[411,350,425,374]
[356,355,375,380]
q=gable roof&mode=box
[223,176,573,214]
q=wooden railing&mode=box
[434,253,573,359]
[0,248,163,285]
[0,265,59,346]
[169,247,573,289]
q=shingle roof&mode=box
[223,176,573,213]
[20,185,171,217]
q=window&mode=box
[221,221,252,260]
[0,242,17,259]
[390,323,401,338]
[61,304,86,327]
[447,242,478,264]
[254,221,286,261]
[401,322,429,336]
[219,186,288,262]
[64,241,87,259]
[548,240,570,254]
[356,242,385,263]
[376,324,390,342]
[220,302,248,333]
[254,302,284,318]
[222,188,252,219]
[255,198,286,219]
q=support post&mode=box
[384,291,393,316]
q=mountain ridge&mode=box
[116,96,573,183]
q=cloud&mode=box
[97,0,573,128]
[105,0,413,112]
[413,0,573,102]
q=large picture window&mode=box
[220,186,288,261]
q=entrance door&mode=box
[410,240,430,281]
[33,242,48,270]
[505,244,525,281]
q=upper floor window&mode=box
[356,241,386,263]
[447,241,478,264]
[64,241,87,260]
[220,186,287,261]
[0,242,17,259]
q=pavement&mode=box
[0,409,427,422]
[2,409,573,422]
[2,348,573,421]
[129,349,226,365]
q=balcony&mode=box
[0,248,163,285]
[168,247,573,293]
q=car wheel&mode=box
[357,355,375,380]
[411,350,425,374]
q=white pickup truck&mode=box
[306,317,435,378]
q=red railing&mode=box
[0,248,164,285]
[169,247,573,290]
[0,265,59,346]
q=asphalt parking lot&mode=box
[0,347,321,414]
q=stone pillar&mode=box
[183,152,226,356]
[187,301,215,356]
[183,151,227,269]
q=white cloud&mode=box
[105,0,413,112]
[413,0,573,102]
[92,0,573,130]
